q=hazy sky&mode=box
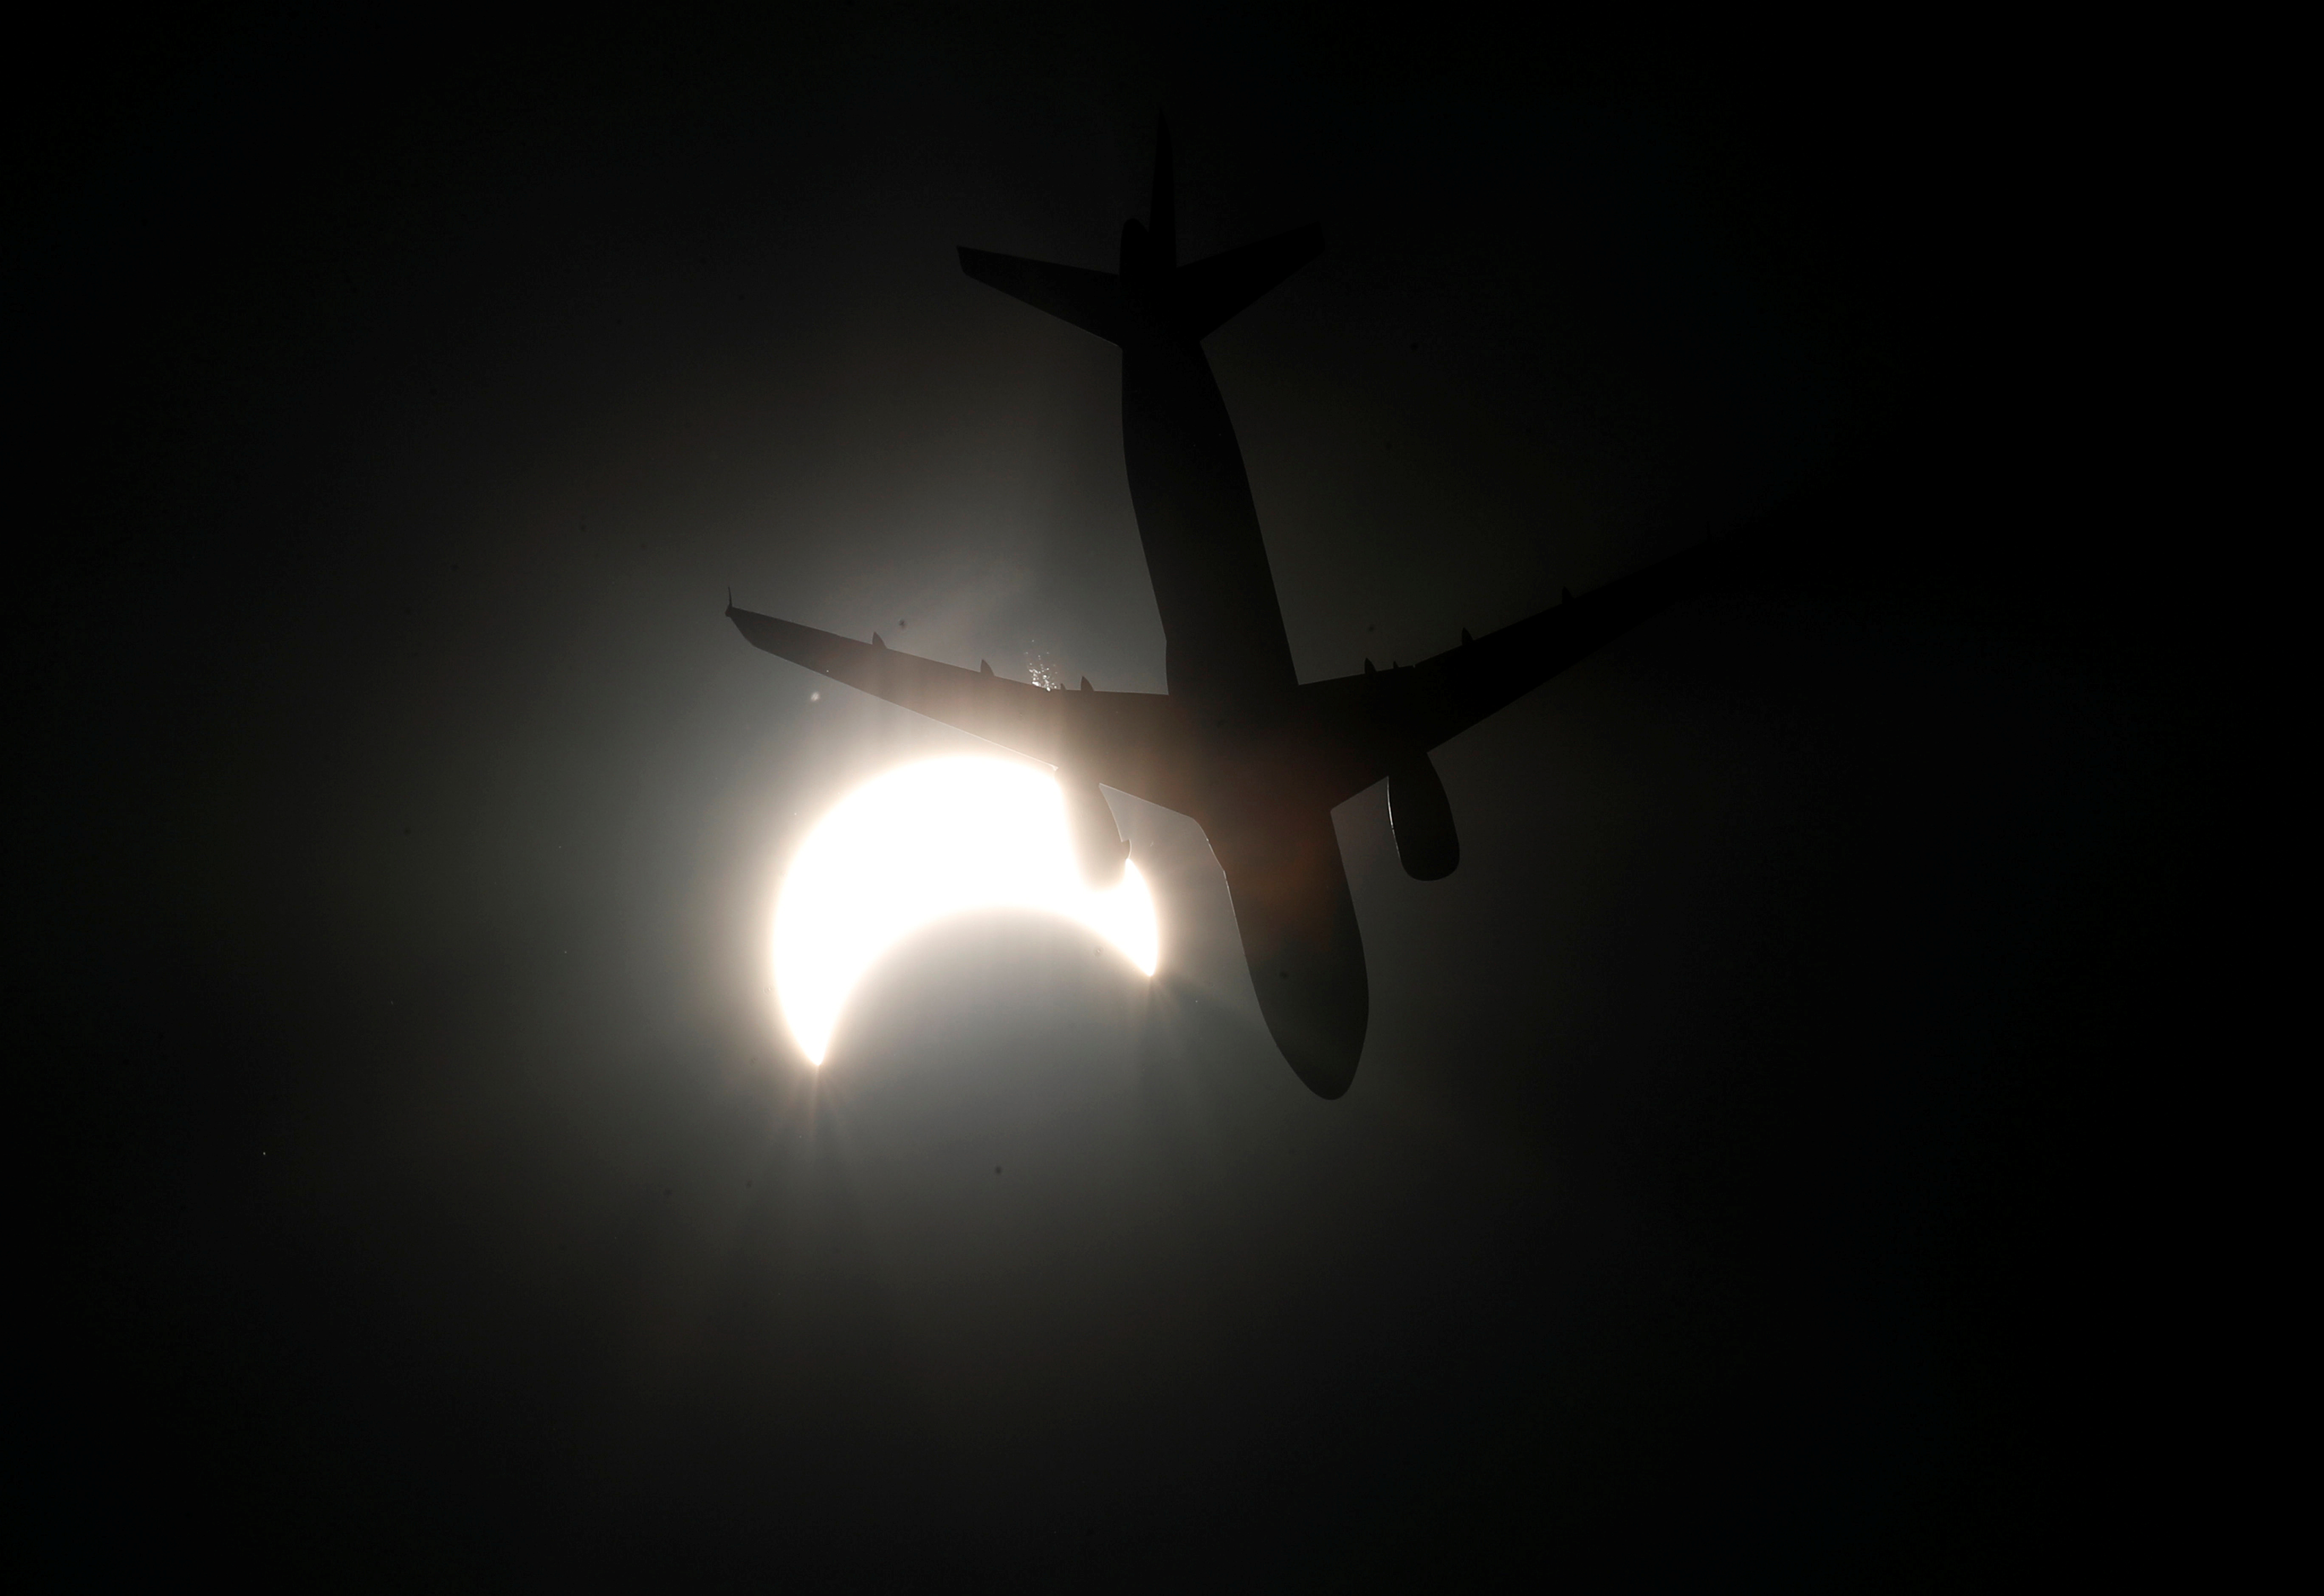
[24,11,2179,1586]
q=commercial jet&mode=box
[730,120,1761,1098]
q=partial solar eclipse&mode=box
[774,757,1159,1063]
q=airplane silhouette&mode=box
[730,118,1760,1098]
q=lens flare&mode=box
[773,757,1157,1063]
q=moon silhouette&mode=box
[773,757,1159,1063]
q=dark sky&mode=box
[23,11,2189,1588]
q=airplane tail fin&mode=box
[958,116,1320,345]
[1150,115,1176,266]
[959,226,1322,345]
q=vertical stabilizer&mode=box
[1150,116,1176,267]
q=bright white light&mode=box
[773,757,1157,1064]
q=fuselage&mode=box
[1104,219,1370,1095]
[1117,224,1302,715]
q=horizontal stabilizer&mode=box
[1177,223,1323,339]
[958,248,1123,345]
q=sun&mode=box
[773,757,1158,1063]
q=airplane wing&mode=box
[726,605,1076,767]
[1297,525,1777,805]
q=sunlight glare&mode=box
[773,757,1158,1063]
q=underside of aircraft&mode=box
[731,119,1763,1098]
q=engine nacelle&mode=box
[1061,776,1129,889]
[1387,752,1459,881]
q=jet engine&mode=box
[1387,751,1459,881]
[1061,776,1129,888]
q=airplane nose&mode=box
[1278,1032,1364,1099]
[1212,809,1371,1099]
[1255,958,1369,1099]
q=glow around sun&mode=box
[773,757,1159,1063]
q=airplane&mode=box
[729,118,1771,1099]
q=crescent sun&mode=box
[773,757,1159,1064]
